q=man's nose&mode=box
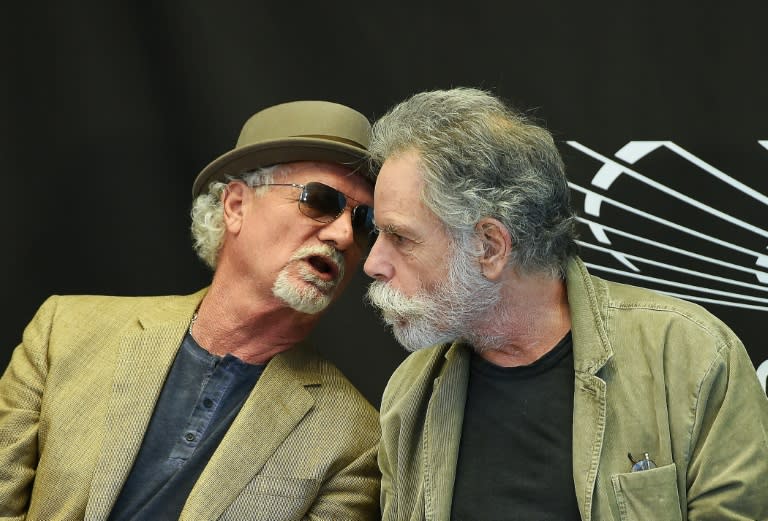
[363,234,394,281]
[317,210,355,251]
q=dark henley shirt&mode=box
[108,333,265,520]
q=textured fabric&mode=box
[378,257,768,521]
[0,289,381,520]
[109,334,265,520]
[450,334,580,521]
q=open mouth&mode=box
[306,255,339,281]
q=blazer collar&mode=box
[566,257,614,376]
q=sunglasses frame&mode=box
[250,181,376,248]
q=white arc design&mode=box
[568,140,768,311]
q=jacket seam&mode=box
[684,344,727,486]
[606,303,719,333]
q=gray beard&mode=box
[273,245,345,315]
[366,246,502,351]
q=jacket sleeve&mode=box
[303,439,381,520]
[686,334,768,520]
[0,296,56,519]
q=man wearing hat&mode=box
[0,101,381,519]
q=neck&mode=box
[475,271,571,368]
[191,277,321,365]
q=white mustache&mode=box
[366,280,426,322]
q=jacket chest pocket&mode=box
[611,463,683,521]
[218,475,320,520]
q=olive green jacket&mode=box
[0,290,380,520]
[379,258,768,520]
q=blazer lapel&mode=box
[181,344,319,519]
[84,292,204,520]
[423,343,470,521]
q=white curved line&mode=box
[611,141,768,206]
[614,141,666,163]
[586,221,612,243]
[592,163,625,190]
[578,240,768,293]
[583,263,768,304]
[570,183,765,259]
[568,141,768,238]
[579,217,768,281]
[664,143,768,206]
[584,192,605,217]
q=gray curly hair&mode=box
[190,164,286,269]
[369,87,578,277]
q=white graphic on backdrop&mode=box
[567,140,768,312]
[567,140,768,392]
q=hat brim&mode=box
[192,137,370,198]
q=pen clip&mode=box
[627,451,657,472]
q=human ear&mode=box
[476,217,511,280]
[222,181,248,233]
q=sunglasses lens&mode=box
[298,182,375,248]
[299,182,345,222]
[352,205,376,247]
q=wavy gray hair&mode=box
[190,164,286,269]
[369,87,578,277]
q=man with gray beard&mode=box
[0,101,380,520]
[364,88,768,520]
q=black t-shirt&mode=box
[450,333,581,521]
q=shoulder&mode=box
[568,258,748,384]
[596,276,742,352]
[23,291,204,363]
[586,275,753,393]
[570,257,739,352]
[568,253,741,355]
[36,291,204,320]
[28,291,204,333]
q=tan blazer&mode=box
[0,290,381,520]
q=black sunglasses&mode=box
[252,182,376,248]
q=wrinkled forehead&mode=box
[374,152,449,235]
[374,151,426,206]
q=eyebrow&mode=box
[379,223,400,234]
[373,222,405,235]
[376,222,425,244]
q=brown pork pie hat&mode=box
[191,100,371,198]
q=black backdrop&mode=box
[3,2,767,407]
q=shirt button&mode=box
[203,398,214,408]
[185,432,196,442]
